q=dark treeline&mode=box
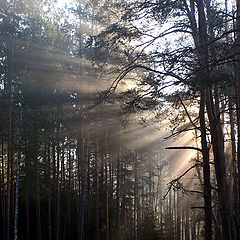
[1,0,240,240]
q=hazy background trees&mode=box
[1,0,240,240]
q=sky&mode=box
[57,0,69,8]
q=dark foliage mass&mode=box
[1,1,240,240]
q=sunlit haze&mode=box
[0,1,238,239]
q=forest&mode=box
[0,0,240,239]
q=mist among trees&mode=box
[0,0,240,239]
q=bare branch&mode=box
[165,146,203,152]
[178,95,200,130]
[163,163,202,199]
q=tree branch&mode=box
[163,163,202,199]
[165,146,203,152]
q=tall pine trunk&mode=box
[77,113,90,240]
[235,0,240,231]
[14,95,23,240]
[104,128,109,240]
[56,111,61,240]
[116,146,120,240]
[199,91,212,240]
[94,116,99,240]
[197,0,231,238]
[6,37,14,240]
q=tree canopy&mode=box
[1,0,240,240]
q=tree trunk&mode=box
[176,190,181,240]
[94,116,99,240]
[25,197,30,240]
[35,155,41,240]
[235,0,240,232]
[104,128,109,240]
[1,129,5,240]
[229,98,238,213]
[63,148,72,240]
[133,153,138,240]
[14,96,23,240]
[48,145,52,240]
[199,91,212,240]
[77,113,90,240]
[56,113,61,240]
[185,207,190,240]
[116,146,120,240]
[205,88,231,240]
[196,0,231,238]
[6,37,14,240]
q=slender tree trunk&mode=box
[77,135,81,197]
[181,200,185,240]
[10,143,14,224]
[133,153,138,240]
[52,141,57,240]
[94,116,99,240]
[122,161,126,240]
[47,145,52,240]
[116,146,120,240]
[235,0,240,231]
[185,207,190,240]
[6,38,14,240]
[0,132,2,235]
[1,129,5,240]
[48,197,52,240]
[14,96,23,240]
[229,98,238,212]
[25,197,30,240]
[199,91,212,240]
[63,148,72,240]
[194,129,203,188]
[104,128,109,240]
[176,190,181,240]
[77,113,90,240]
[191,210,196,240]
[35,146,41,240]
[86,150,91,234]
[168,182,173,238]
[56,112,61,240]
[197,221,200,240]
